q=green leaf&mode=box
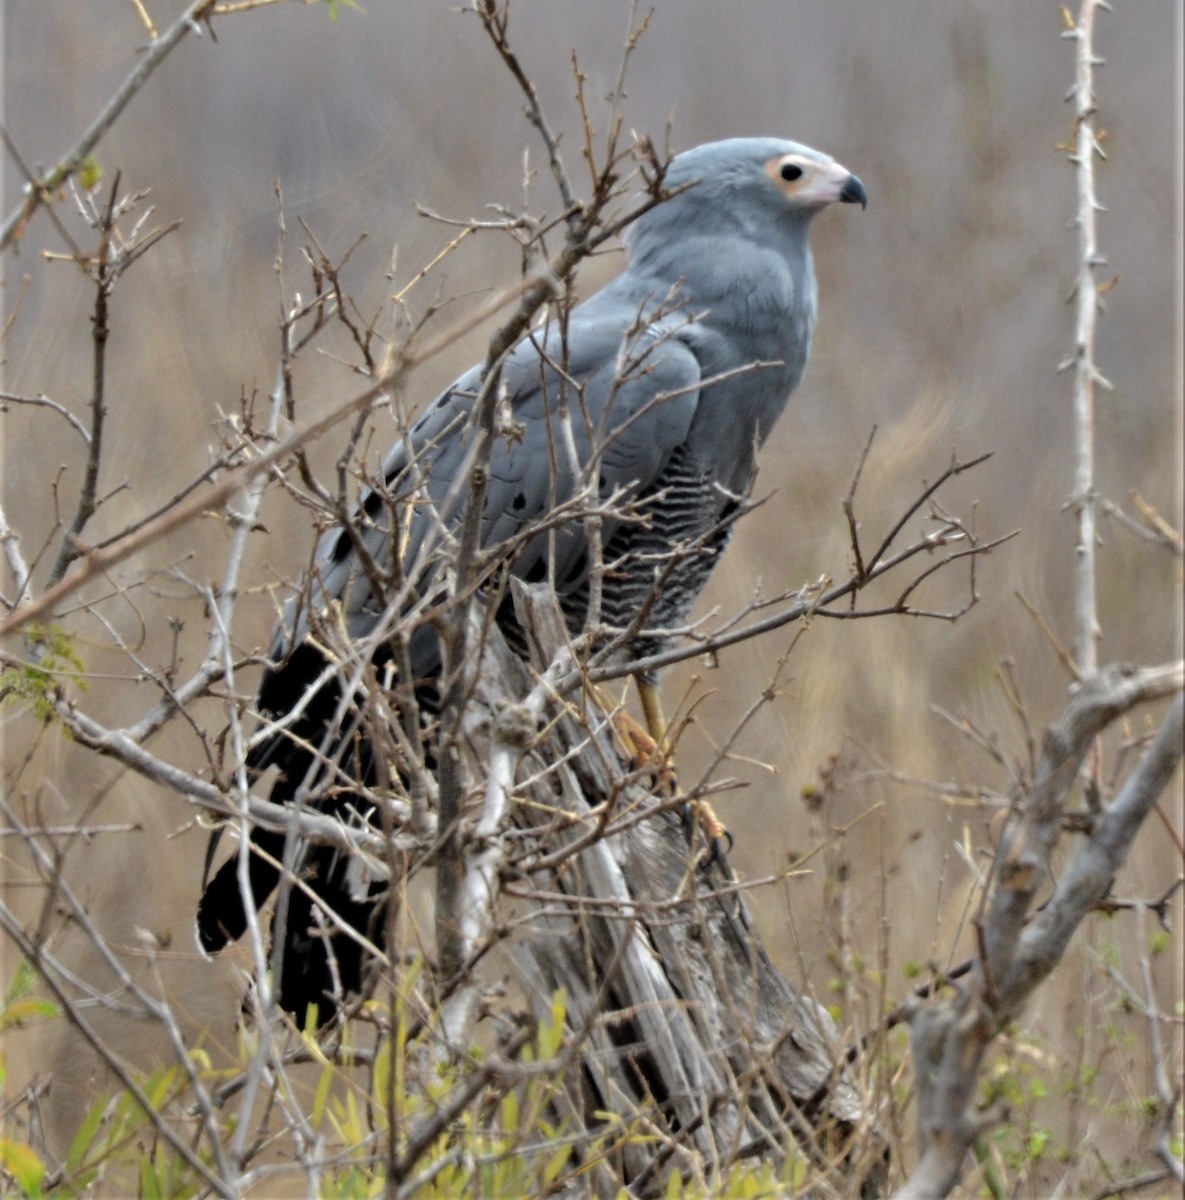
[500,1088,519,1133]
[371,1040,390,1114]
[313,1063,334,1130]
[188,1046,213,1073]
[79,155,103,193]
[65,1096,107,1173]
[142,1064,178,1112]
[1,625,87,722]
[0,998,60,1029]
[139,1152,162,1200]
[4,959,39,1006]
[535,989,567,1059]
[323,0,363,21]
[542,1141,572,1185]
[0,1137,44,1200]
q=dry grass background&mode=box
[2,0,1181,1190]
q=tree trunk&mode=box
[457,581,887,1195]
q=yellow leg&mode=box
[595,675,729,853]
[600,682,675,792]
[633,674,728,848]
[637,674,669,750]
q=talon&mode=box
[681,798,732,866]
[705,825,729,864]
[696,799,727,844]
[601,694,679,794]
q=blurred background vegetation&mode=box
[3,1,1180,1189]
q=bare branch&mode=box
[0,501,33,610]
[0,389,92,446]
[0,0,216,252]
[1058,0,1110,677]
[587,456,1012,685]
[0,183,676,643]
[475,0,579,220]
[44,177,120,589]
[1007,685,1183,1000]
[894,671,1183,1200]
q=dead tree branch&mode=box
[462,581,888,1192]
[894,671,1183,1200]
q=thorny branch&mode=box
[891,10,1184,1194]
[1057,0,1110,677]
[894,676,1182,1200]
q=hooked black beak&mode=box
[839,173,868,209]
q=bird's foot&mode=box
[680,798,734,870]
[612,707,679,795]
[603,686,732,869]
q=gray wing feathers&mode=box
[274,309,704,661]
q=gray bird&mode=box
[197,137,866,1021]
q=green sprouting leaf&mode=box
[1,624,87,722]
[500,1088,519,1133]
[542,1141,572,1185]
[4,959,39,1005]
[523,989,568,1063]
[301,1023,331,1068]
[113,1082,151,1140]
[79,155,103,193]
[332,1089,364,1150]
[786,1151,809,1190]
[188,1046,212,1073]
[143,1064,179,1112]
[322,0,363,21]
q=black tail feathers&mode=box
[195,644,389,1026]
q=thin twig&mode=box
[0,182,674,642]
[0,0,216,252]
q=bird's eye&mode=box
[780,162,804,183]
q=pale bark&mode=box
[448,581,886,1195]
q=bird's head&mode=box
[628,136,866,254]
